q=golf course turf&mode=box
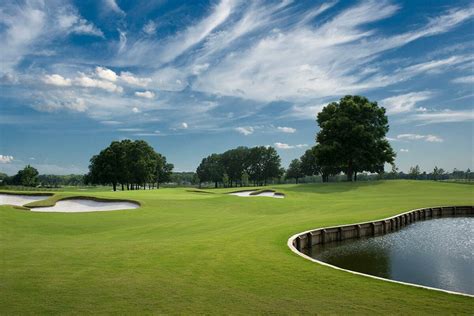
[1,180,473,314]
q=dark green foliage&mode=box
[9,165,39,187]
[86,140,173,191]
[286,159,304,184]
[196,146,282,187]
[308,95,396,181]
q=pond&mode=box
[305,217,474,295]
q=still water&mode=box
[306,217,473,295]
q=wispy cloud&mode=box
[277,126,296,133]
[408,109,474,124]
[397,134,444,142]
[380,91,433,114]
[452,75,474,84]
[274,142,308,149]
[235,126,254,135]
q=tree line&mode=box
[196,146,283,187]
[285,95,396,182]
[85,140,173,191]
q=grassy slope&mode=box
[1,180,473,314]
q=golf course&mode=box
[1,180,473,314]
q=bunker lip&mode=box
[28,196,140,213]
[0,191,53,197]
[228,189,285,198]
[287,205,474,298]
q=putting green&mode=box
[1,180,473,314]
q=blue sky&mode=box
[0,0,473,175]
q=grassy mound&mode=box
[1,180,473,314]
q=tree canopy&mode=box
[196,146,282,187]
[307,95,395,181]
[86,140,173,191]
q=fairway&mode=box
[1,181,473,314]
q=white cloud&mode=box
[57,10,104,37]
[96,67,118,81]
[400,148,409,152]
[277,126,296,133]
[235,126,254,135]
[289,104,326,120]
[193,2,473,102]
[181,122,188,129]
[118,128,143,132]
[132,107,140,113]
[397,134,444,142]
[75,73,123,93]
[134,91,155,99]
[34,97,87,113]
[120,71,152,87]
[452,75,474,84]
[100,120,122,125]
[0,155,14,163]
[43,74,72,86]
[143,20,157,35]
[104,0,125,15]
[409,109,474,124]
[380,91,433,114]
[274,142,308,149]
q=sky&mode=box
[0,0,473,175]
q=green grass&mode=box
[1,180,473,314]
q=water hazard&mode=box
[306,217,474,295]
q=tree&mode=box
[286,159,304,184]
[432,166,445,181]
[409,165,421,179]
[196,154,224,188]
[315,95,395,181]
[220,147,250,187]
[87,140,172,191]
[17,165,39,187]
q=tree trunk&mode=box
[215,181,218,188]
[121,183,124,191]
[296,178,299,184]
[346,160,354,182]
[112,182,117,191]
[354,172,358,182]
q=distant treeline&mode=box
[196,146,282,187]
[85,140,173,191]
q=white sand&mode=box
[229,190,284,198]
[0,193,49,206]
[31,199,139,213]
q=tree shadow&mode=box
[281,181,384,194]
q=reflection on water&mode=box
[306,217,473,295]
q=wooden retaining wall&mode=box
[293,206,473,251]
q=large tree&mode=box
[286,159,304,184]
[315,95,395,181]
[196,154,225,188]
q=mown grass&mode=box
[1,180,473,314]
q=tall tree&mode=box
[286,159,304,184]
[17,165,39,187]
[196,154,224,188]
[315,95,395,181]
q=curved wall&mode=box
[291,205,473,252]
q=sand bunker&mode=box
[229,190,284,198]
[0,193,49,206]
[30,199,139,213]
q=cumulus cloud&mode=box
[132,107,140,113]
[397,134,444,142]
[277,126,296,133]
[120,71,152,87]
[75,73,123,93]
[96,66,118,81]
[235,126,254,135]
[43,74,71,86]
[0,155,14,163]
[134,91,155,99]
[400,148,409,152]
[380,91,433,114]
[181,122,188,129]
[274,142,308,149]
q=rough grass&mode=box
[1,180,473,314]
